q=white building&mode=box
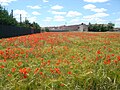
[78,23,88,32]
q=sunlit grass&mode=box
[0,32,120,90]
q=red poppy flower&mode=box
[68,71,72,75]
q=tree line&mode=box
[0,5,41,30]
[88,22,115,32]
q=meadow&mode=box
[0,32,120,90]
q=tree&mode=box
[45,27,49,32]
[32,22,41,30]
[92,23,99,32]
[0,5,41,31]
[88,23,115,32]
[88,22,93,31]
[0,6,17,26]
[0,7,9,25]
[108,22,115,31]
[22,19,31,28]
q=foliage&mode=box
[0,5,17,26]
[108,23,115,31]
[45,27,50,32]
[0,5,41,30]
[32,22,41,30]
[0,32,120,90]
[88,22,115,32]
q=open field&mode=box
[0,32,120,90]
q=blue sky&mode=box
[0,0,120,27]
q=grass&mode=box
[0,32,120,90]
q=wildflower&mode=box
[0,65,5,69]
[111,54,115,57]
[3,59,6,62]
[19,68,27,75]
[68,71,72,75]
[8,74,12,77]
[55,68,61,74]
[11,68,16,72]
[83,57,86,60]
[47,60,51,65]
[34,68,39,74]
[117,56,120,61]
[17,62,22,66]
[104,60,111,65]
[103,46,106,49]
[50,68,54,74]
[114,60,118,64]
[56,62,60,66]
[39,72,43,75]
[0,50,4,55]
[23,75,27,78]
[100,56,102,58]
[97,50,101,54]
[77,59,82,64]
[106,55,111,60]
[60,83,64,86]
[108,48,112,52]
[71,56,75,59]
[96,56,99,61]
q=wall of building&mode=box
[78,24,88,32]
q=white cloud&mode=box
[43,0,49,2]
[27,5,41,9]
[70,18,81,24]
[84,0,109,3]
[32,11,41,15]
[0,0,17,6]
[51,11,66,15]
[13,9,38,23]
[83,12,109,19]
[115,18,120,27]
[91,8,107,13]
[43,17,52,22]
[14,9,28,20]
[28,16,37,22]
[94,12,109,17]
[53,16,65,22]
[83,4,107,13]
[44,16,66,22]
[95,18,107,24]
[83,4,96,9]
[66,11,82,17]
[82,12,109,24]
[51,5,63,10]
[82,17,107,24]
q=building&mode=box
[78,23,88,32]
[113,28,120,32]
[46,23,88,32]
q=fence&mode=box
[0,25,40,39]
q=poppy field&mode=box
[0,32,120,90]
